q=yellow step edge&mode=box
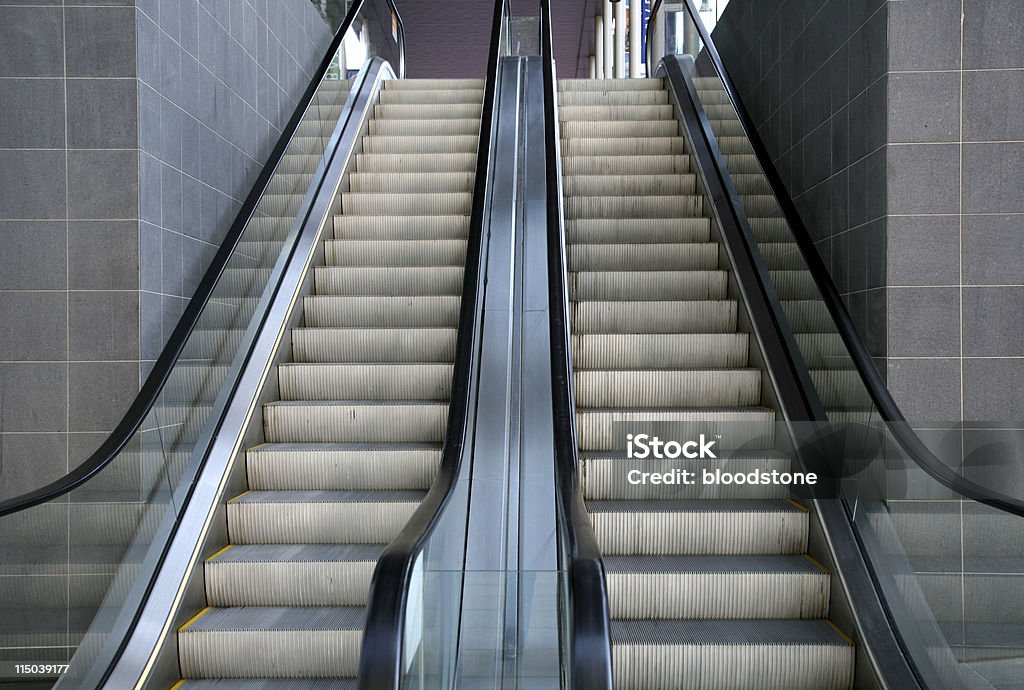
[226,490,252,504]
[178,606,211,633]
[802,553,831,574]
[787,498,810,512]
[206,544,234,562]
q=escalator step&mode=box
[226,490,425,544]
[263,400,449,444]
[368,118,480,136]
[314,265,464,295]
[355,152,477,173]
[176,680,358,689]
[558,78,665,91]
[246,443,440,491]
[341,191,473,215]
[575,407,776,452]
[374,103,482,120]
[572,333,748,369]
[361,134,478,154]
[570,270,728,301]
[302,295,460,328]
[334,213,470,239]
[560,119,680,138]
[560,136,687,156]
[178,606,364,679]
[558,90,670,106]
[566,217,709,244]
[610,619,854,690]
[588,499,809,556]
[603,554,830,619]
[377,88,483,104]
[325,238,468,266]
[204,544,384,607]
[277,363,453,401]
[290,327,457,363]
[562,173,696,196]
[562,153,691,175]
[559,104,675,121]
[567,241,717,270]
[575,369,762,408]
[571,300,738,334]
[348,171,475,193]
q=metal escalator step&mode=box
[716,135,756,155]
[779,300,832,333]
[574,369,761,407]
[226,490,425,544]
[588,499,809,555]
[710,119,746,138]
[809,369,873,407]
[377,88,483,104]
[178,606,364,679]
[791,333,850,369]
[163,364,230,402]
[341,191,473,216]
[562,173,696,196]
[758,242,804,270]
[560,136,687,156]
[356,152,477,173]
[610,619,854,690]
[562,153,691,175]
[769,269,819,299]
[697,88,732,104]
[177,680,358,689]
[325,238,467,266]
[559,104,675,121]
[238,215,294,242]
[216,268,274,296]
[703,103,742,120]
[570,270,728,301]
[246,443,440,491]
[604,554,830,619]
[571,300,738,334]
[314,266,464,295]
[291,327,457,363]
[374,103,482,120]
[567,218,709,244]
[368,118,480,136]
[348,171,475,193]
[263,400,448,443]
[361,135,478,154]
[565,194,702,219]
[581,451,792,500]
[568,242,717,270]
[723,153,762,174]
[384,78,485,90]
[278,363,453,401]
[558,90,670,106]
[728,171,772,194]
[302,295,460,328]
[205,544,384,607]
[576,407,776,452]
[560,120,680,138]
[334,214,470,239]
[266,172,316,196]
[747,217,791,242]
[573,333,748,369]
[558,78,665,91]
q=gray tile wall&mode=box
[136,0,332,374]
[714,0,890,361]
[886,0,1024,430]
[0,3,140,499]
[0,0,332,499]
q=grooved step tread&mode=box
[209,543,385,564]
[178,681,358,689]
[587,499,806,514]
[182,606,365,633]
[610,618,851,646]
[229,490,426,505]
[603,554,826,574]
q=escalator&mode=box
[556,76,854,690]
[173,78,484,687]
[0,0,501,686]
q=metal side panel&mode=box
[98,59,395,690]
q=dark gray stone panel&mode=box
[68,221,140,291]
[68,361,138,432]
[887,144,960,215]
[962,143,1024,214]
[886,215,960,287]
[68,290,140,361]
[65,6,137,78]
[0,149,67,220]
[0,291,68,360]
[962,214,1024,286]
[0,78,66,148]
[0,6,64,77]
[962,287,1024,357]
[0,363,68,432]
[0,221,67,291]
[888,71,960,144]
[887,287,961,357]
[67,150,139,220]
[66,78,139,149]
[963,359,1024,425]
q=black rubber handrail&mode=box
[355,2,507,688]
[0,0,404,518]
[648,0,1024,518]
[540,1,615,688]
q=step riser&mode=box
[559,104,675,121]
[576,411,775,452]
[179,630,361,679]
[568,244,717,270]
[356,152,477,173]
[205,561,374,607]
[558,79,665,92]
[575,371,762,408]
[248,450,440,491]
[565,196,702,219]
[348,172,474,193]
[314,267,464,296]
[561,138,687,156]
[563,175,697,196]
[227,502,418,544]
[325,241,467,267]
[562,155,691,175]
[559,92,670,106]
[571,302,738,335]
[570,272,728,301]
[583,457,791,500]
[593,512,808,555]
[573,333,747,369]
[368,119,480,136]
[361,136,478,154]
[560,121,680,138]
[341,193,473,216]
[291,329,457,364]
[264,403,448,443]
[334,215,470,240]
[374,104,482,120]
[567,219,709,244]
[612,645,854,690]
[377,90,483,105]
[303,297,460,328]
[278,365,453,401]
[606,572,829,619]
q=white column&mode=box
[629,0,642,77]
[652,3,665,71]
[595,15,605,79]
[603,0,613,78]
[589,55,597,79]
[614,0,626,78]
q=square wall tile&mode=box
[0,221,67,291]
[0,291,67,361]
[68,150,139,220]
[963,359,1024,425]
[0,433,68,500]
[68,221,140,291]
[68,361,139,432]
[887,358,962,424]
[888,71,960,144]
[68,290,140,361]
[0,78,65,148]
[962,143,1024,214]
[0,363,68,432]
[887,144,960,215]
[0,150,66,220]
[963,0,1024,70]
[962,214,1024,286]
[962,287,1024,358]
[887,215,960,287]
[963,69,1024,142]
[887,287,960,357]
[66,78,138,149]
[65,6,137,78]
[0,6,65,77]
[888,0,961,71]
